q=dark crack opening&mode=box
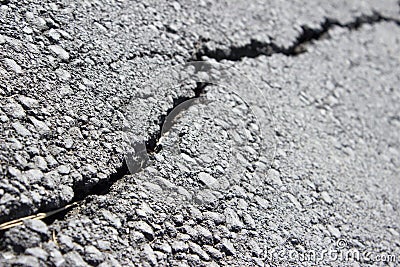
[40,82,210,225]
[194,12,400,61]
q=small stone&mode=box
[195,225,213,244]
[197,172,219,189]
[25,219,48,235]
[101,210,121,228]
[82,164,97,177]
[26,247,49,261]
[267,168,282,186]
[142,244,157,266]
[224,208,243,231]
[59,85,72,96]
[130,231,146,243]
[12,122,31,136]
[29,116,50,134]
[24,169,44,183]
[171,241,188,253]
[327,225,341,238]
[18,95,39,109]
[320,191,333,204]
[154,241,172,254]
[284,193,302,210]
[49,45,69,61]
[0,193,17,204]
[97,240,111,250]
[13,256,40,267]
[48,28,61,41]
[33,156,48,171]
[4,58,22,73]
[388,228,399,237]
[221,239,235,255]
[189,242,210,261]
[23,26,33,34]
[5,100,26,118]
[49,249,65,267]
[58,234,74,250]
[204,211,225,224]
[64,138,73,149]
[132,221,154,240]
[64,251,88,267]
[172,1,181,10]
[55,68,71,81]
[82,78,95,88]
[172,214,184,226]
[58,165,70,175]
[8,166,21,177]
[203,245,223,260]
[46,154,58,167]
[0,34,5,44]
[84,245,104,264]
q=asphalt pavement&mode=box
[0,0,399,266]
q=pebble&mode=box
[197,172,219,189]
[48,28,61,41]
[327,224,341,238]
[221,239,236,256]
[58,234,74,250]
[5,100,26,118]
[84,245,104,264]
[25,219,48,235]
[154,241,172,254]
[55,68,71,81]
[132,221,154,240]
[58,165,70,175]
[224,208,243,231]
[0,34,5,44]
[23,26,33,34]
[82,78,95,88]
[24,169,44,183]
[171,241,188,253]
[97,240,111,250]
[267,168,282,186]
[26,247,49,261]
[203,245,223,260]
[142,244,157,266]
[203,211,225,225]
[195,225,213,244]
[49,45,69,61]
[189,242,210,261]
[64,251,88,267]
[13,256,40,267]
[4,58,22,73]
[18,95,39,109]
[33,156,48,171]
[320,191,333,204]
[12,122,31,136]
[49,249,65,267]
[29,116,50,134]
[101,210,121,228]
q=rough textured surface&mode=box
[1,0,400,266]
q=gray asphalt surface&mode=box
[1,0,400,266]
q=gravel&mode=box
[1,0,400,266]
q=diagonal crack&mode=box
[32,82,210,226]
[2,12,399,229]
[194,12,400,61]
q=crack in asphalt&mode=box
[194,12,400,61]
[3,12,399,227]
[39,82,210,225]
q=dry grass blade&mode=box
[0,202,80,231]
